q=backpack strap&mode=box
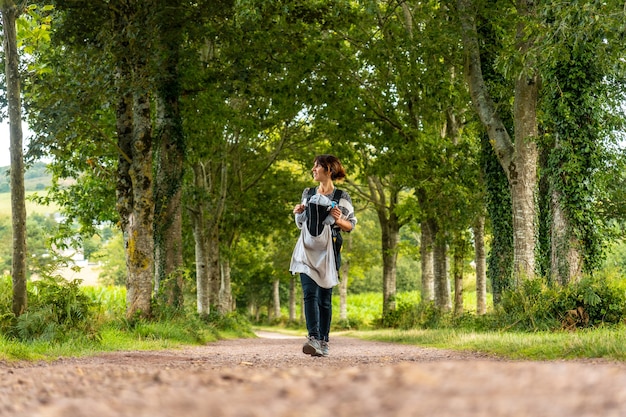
[306,187,342,204]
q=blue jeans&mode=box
[300,273,333,342]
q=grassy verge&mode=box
[342,326,626,361]
[0,283,255,362]
[255,323,626,362]
[0,319,255,362]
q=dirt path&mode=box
[2,331,626,417]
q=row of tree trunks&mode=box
[420,216,488,316]
[189,157,228,315]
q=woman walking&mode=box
[290,154,357,357]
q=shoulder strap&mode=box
[331,188,342,203]
[306,187,341,203]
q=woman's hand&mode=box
[331,206,352,232]
[293,204,306,214]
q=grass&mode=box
[0,317,254,362]
[256,325,626,362]
[0,326,210,362]
[4,283,626,363]
[343,326,626,361]
[269,290,626,362]
[0,284,255,362]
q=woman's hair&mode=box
[314,154,346,181]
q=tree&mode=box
[456,0,540,284]
[27,1,159,318]
[538,1,626,284]
[152,0,187,309]
[1,0,27,316]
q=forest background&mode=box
[1,0,626,349]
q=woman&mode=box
[290,154,357,357]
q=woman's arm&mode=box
[330,206,353,232]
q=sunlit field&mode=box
[0,191,58,216]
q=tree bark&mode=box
[420,219,435,303]
[289,276,296,322]
[124,91,155,319]
[453,236,466,316]
[153,0,185,309]
[272,279,281,319]
[2,2,27,316]
[219,259,233,313]
[154,93,184,309]
[433,238,451,312]
[511,67,539,283]
[338,232,352,321]
[550,189,583,285]
[190,164,210,315]
[109,2,155,319]
[368,176,401,315]
[207,226,220,307]
[473,216,487,315]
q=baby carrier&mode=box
[305,187,344,271]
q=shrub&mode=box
[15,276,100,342]
[496,276,626,331]
[497,279,560,331]
[553,275,626,327]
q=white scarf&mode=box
[289,223,338,289]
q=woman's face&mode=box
[312,161,331,182]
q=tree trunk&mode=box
[511,65,539,283]
[473,216,487,315]
[124,92,155,319]
[453,236,466,316]
[109,2,155,319]
[153,0,185,309]
[457,0,539,284]
[368,176,401,315]
[380,211,400,315]
[289,276,296,322]
[207,226,220,308]
[190,175,210,315]
[272,279,281,319]
[189,158,227,315]
[550,190,583,285]
[338,232,352,321]
[420,219,435,303]
[433,239,451,311]
[481,135,514,304]
[219,259,233,313]
[115,75,133,311]
[2,2,27,316]
[154,94,184,309]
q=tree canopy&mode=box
[1,0,625,321]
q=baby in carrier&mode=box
[296,193,336,237]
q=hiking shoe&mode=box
[302,336,323,356]
[320,341,329,357]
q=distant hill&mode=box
[0,162,52,193]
